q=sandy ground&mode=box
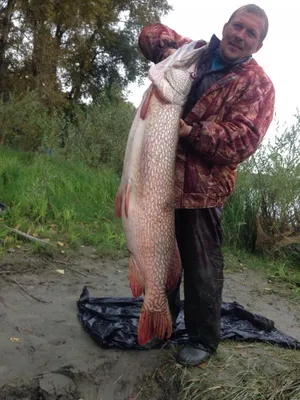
[0,248,299,400]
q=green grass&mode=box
[0,147,125,258]
[223,247,300,300]
[0,147,299,300]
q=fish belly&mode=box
[121,94,182,345]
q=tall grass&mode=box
[223,115,300,266]
[0,90,299,267]
[222,169,259,251]
[0,148,125,257]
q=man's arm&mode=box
[181,76,275,165]
[138,23,197,63]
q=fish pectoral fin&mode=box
[140,86,154,120]
[129,256,144,298]
[124,181,131,219]
[115,186,123,218]
[137,304,172,346]
[166,240,182,291]
[140,85,168,120]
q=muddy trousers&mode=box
[168,208,224,353]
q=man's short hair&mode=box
[228,4,269,42]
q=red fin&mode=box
[115,187,122,218]
[129,256,144,298]
[124,182,131,218]
[140,85,170,120]
[140,87,154,120]
[137,305,172,346]
[166,240,182,292]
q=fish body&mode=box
[115,42,204,345]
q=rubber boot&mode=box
[176,343,211,366]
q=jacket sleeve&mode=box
[138,23,196,64]
[185,74,275,165]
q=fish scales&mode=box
[115,42,206,345]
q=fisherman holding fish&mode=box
[136,4,275,366]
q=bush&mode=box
[43,95,135,174]
[0,90,135,175]
[223,113,300,265]
[0,92,63,151]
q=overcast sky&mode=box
[126,0,300,138]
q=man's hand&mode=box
[162,48,177,59]
[179,119,192,137]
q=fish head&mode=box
[148,42,206,106]
[162,65,196,105]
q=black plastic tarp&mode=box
[77,286,300,350]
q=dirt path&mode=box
[0,249,299,399]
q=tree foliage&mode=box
[0,0,171,105]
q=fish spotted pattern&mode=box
[115,43,206,345]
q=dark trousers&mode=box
[168,208,224,353]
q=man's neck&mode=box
[209,35,251,66]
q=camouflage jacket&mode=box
[138,23,275,209]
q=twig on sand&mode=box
[51,259,67,266]
[42,257,90,278]
[53,259,90,278]
[0,269,33,275]
[2,224,54,247]
[64,266,89,278]
[9,278,51,304]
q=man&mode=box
[138,4,275,366]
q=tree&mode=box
[0,0,172,106]
[0,0,17,101]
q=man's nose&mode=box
[235,30,246,41]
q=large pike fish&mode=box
[115,42,204,346]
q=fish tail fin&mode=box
[137,302,172,346]
[129,255,144,298]
[115,187,122,218]
[166,240,182,291]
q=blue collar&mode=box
[208,35,251,70]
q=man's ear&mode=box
[254,42,263,53]
[222,23,228,37]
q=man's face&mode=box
[219,11,264,62]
